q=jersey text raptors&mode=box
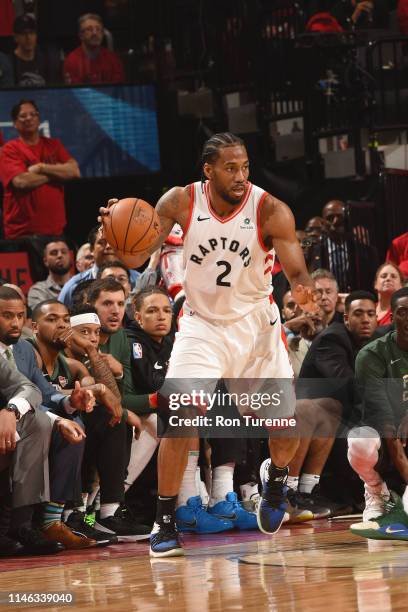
[183,181,274,321]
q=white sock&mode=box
[240,482,259,500]
[209,464,234,507]
[99,502,120,519]
[125,417,159,491]
[287,476,299,491]
[63,509,73,522]
[196,467,209,506]
[299,474,320,494]
[87,487,99,509]
[177,451,199,508]
[403,486,408,514]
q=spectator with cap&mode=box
[11,14,61,87]
[63,13,124,85]
[28,240,73,310]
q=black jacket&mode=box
[125,321,173,395]
[297,322,362,420]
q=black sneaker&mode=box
[65,510,118,547]
[94,507,150,542]
[0,534,24,557]
[309,484,354,517]
[12,526,65,555]
[287,489,330,519]
[150,522,184,558]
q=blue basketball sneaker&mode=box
[150,521,184,558]
[257,458,289,535]
[176,496,234,533]
[208,492,259,530]
[350,492,408,541]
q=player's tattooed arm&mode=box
[144,186,189,256]
[261,195,319,313]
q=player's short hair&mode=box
[0,286,24,302]
[11,99,39,121]
[132,287,170,311]
[71,279,95,307]
[201,132,245,184]
[88,225,101,250]
[43,239,69,257]
[69,303,98,317]
[32,299,67,322]
[391,287,408,312]
[78,13,103,32]
[344,291,377,312]
[311,268,339,291]
[97,260,130,280]
[87,278,125,305]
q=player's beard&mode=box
[49,263,71,276]
[216,184,246,206]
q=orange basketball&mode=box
[103,198,161,266]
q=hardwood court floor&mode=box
[0,519,408,611]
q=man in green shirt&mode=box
[349,287,408,540]
[84,278,150,541]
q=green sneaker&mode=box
[84,510,96,528]
[350,492,408,541]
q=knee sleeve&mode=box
[347,427,382,480]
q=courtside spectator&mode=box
[311,269,343,325]
[63,13,124,85]
[0,99,80,241]
[60,226,139,307]
[28,240,73,310]
[304,216,328,240]
[374,262,403,326]
[75,243,94,273]
[11,15,61,87]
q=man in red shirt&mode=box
[63,13,124,85]
[386,231,408,278]
[0,99,80,241]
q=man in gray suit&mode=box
[0,286,99,555]
[0,350,50,556]
[0,286,120,554]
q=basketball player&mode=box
[100,132,319,557]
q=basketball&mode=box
[103,197,161,266]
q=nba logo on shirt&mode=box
[133,342,143,359]
[58,376,68,388]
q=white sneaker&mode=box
[362,482,390,522]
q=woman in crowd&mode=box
[374,262,403,326]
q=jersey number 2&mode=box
[216,260,232,287]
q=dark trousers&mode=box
[49,416,85,502]
[82,407,127,504]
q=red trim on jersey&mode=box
[204,181,252,223]
[264,266,272,275]
[256,191,270,253]
[183,184,195,237]
[280,325,288,350]
[268,294,275,305]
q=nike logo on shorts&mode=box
[154,362,163,370]
[197,216,210,221]
[391,358,401,365]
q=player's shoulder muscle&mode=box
[156,185,192,233]
[259,193,296,245]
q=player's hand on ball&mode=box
[292,285,322,315]
[98,198,118,224]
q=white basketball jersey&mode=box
[183,181,274,321]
